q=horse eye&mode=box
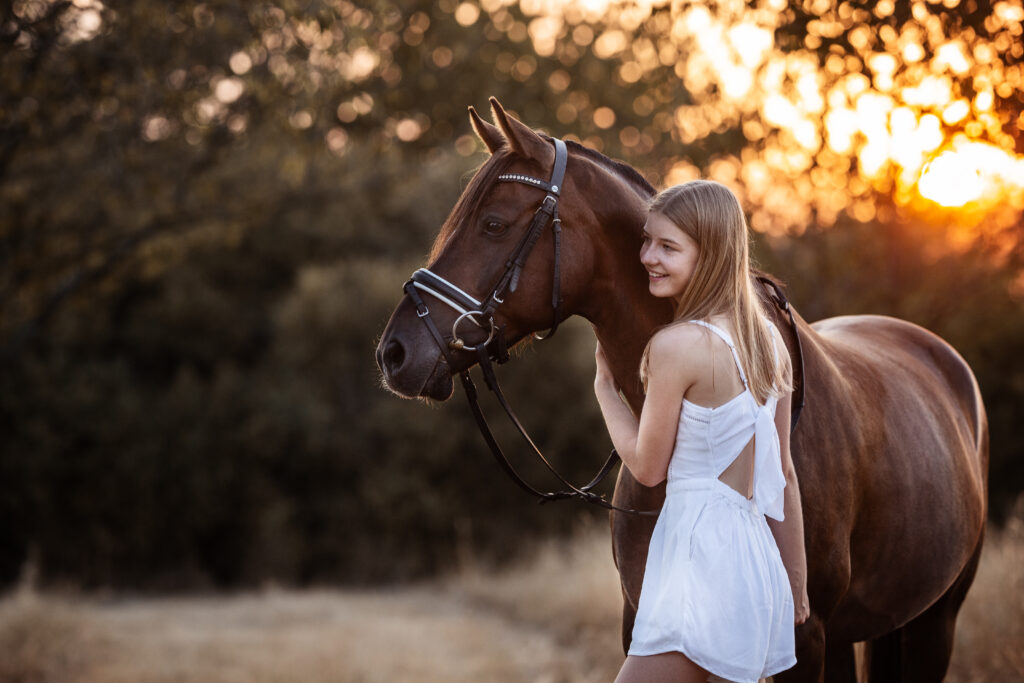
[483,220,507,236]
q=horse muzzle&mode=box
[376,313,460,400]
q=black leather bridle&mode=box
[403,138,657,515]
[402,137,805,516]
[404,137,567,366]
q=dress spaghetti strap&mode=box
[684,320,748,388]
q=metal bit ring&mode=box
[449,311,496,351]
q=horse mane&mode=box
[561,138,656,198]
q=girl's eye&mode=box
[663,245,675,252]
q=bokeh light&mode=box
[448,0,1024,234]
[85,0,1024,234]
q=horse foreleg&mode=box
[863,629,900,683]
[621,592,637,654]
[865,529,984,683]
[776,617,827,683]
[823,639,857,683]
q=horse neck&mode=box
[574,164,674,411]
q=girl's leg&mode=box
[615,652,709,683]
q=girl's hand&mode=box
[594,341,616,389]
[794,588,810,625]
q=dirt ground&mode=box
[1,522,1022,683]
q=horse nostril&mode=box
[382,339,405,373]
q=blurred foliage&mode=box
[0,0,1021,588]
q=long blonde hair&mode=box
[640,180,792,403]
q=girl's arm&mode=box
[593,328,697,487]
[766,391,811,624]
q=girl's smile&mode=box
[640,211,700,300]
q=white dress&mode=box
[628,320,796,683]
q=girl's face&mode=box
[640,211,699,300]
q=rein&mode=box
[757,276,806,432]
[403,138,805,516]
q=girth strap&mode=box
[757,276,806,433]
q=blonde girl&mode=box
[594,180,810,683]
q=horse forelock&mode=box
[428,149,514,263]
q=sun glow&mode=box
[919,140,1024,208]
[919,154,985,207]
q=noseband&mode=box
[402,138,657,516]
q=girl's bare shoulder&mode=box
[647,322,714,373]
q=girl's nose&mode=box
[640,244,655,265]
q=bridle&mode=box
[403,138,567,363]
[401,137,806,517]
[402,137,657,515]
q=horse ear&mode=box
[489,97,553,164]
[468,105,504,154]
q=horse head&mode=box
[376,98,660,400]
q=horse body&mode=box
[800,316,987,638]
[376,99,988,682]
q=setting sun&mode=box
[918,151,986,207]
[918,140,1024,208]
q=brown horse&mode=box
[375,98,988,682]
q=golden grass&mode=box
[0,520,1021,682]
[0,588,95,683]
[447,523,625,679]
[946,516,1024,681]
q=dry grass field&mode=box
[1,520,1022,683]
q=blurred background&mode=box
[2,0,1023,679]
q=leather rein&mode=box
[402,137,805,517]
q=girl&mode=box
[594,180,810,683]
